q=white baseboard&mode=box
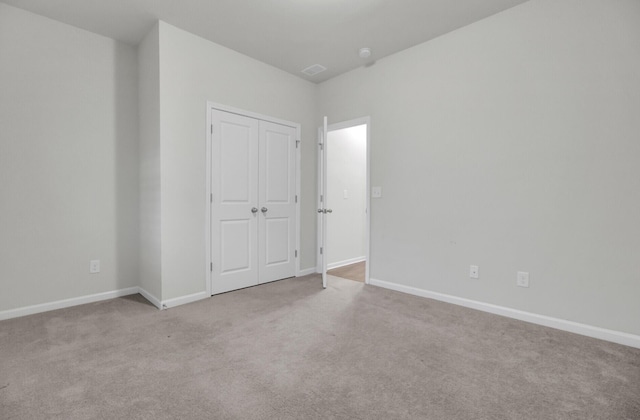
[0,287,139,321]
[297,267,317,277]
[0,286,214,320]
[327,256,366,270]
[369,278,640,349]
[161,291,209,309]
[137,287,162,309]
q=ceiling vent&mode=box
[301,64,327,76]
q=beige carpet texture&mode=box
[1,274,639,420]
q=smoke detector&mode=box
[301,64,327,76]
[359,48,371,59]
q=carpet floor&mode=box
[1,274,639,420]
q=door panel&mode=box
[265,217,289,264]
[220,123,251,202]
[211,110,259,294]
[265,131,290,202]
[259,120,297,284]
[220,220,251,273]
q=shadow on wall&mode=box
[113,43,139,290]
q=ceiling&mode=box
[1,0,529,83]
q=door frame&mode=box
[205,102,302,296]
[317,116,371,285]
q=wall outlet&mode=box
[372,186,382,198]
[517,271,529,288]
[90,260,100,274]
[470,265,479,279]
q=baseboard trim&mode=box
[369,278,640,349]
[327,256,366,270]
[161,291,209,309]
[0,287,139,321]
[297,267,317,277]
[137,287,162,310]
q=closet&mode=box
[210,108,297,294]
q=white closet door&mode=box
[258,120,297,284]
[211,110,259,294]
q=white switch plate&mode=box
[343,189,349,199]
[372,186,382,198]
[470,265,479,279]
[90,260,100,274]
[517,271,529,288]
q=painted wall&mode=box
[317,0,640,336]
[0,4,139,311]
[138,23,162,301]
[157,22,318,300]
[326,125,367,268]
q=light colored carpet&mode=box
[1,274,639,419]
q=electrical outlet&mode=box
[90,260,100,274]
[470,265,479,279]
[517,271,529,288]
[372,186,382,198]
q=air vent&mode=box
[301,64,327,76]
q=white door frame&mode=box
[317,116,371,285]
[205,101,302,296]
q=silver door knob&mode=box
[251,207,258,213]
[261,207,268,213]
[326,209,333,214]
[317,209,323,213]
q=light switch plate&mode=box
[343,189,349,199]
[372,186,382,198]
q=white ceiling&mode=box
[1,0,529,83]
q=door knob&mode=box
[326,209,333,214]
[251,207,258,213]
[261,207,268,213]
[317,209,323,213]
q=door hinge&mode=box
[296,140,301,148]
[320,247,323,255]
[295,195,298,203]
[210,193,213,203]
[320,194,323,203]
[211,124,213,135]
[295,250,298,258]
[210,262,213,271]
[319,142,324,150]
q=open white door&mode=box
[319,116,329,288]
[317,116,371,287]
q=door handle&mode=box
[251,207,258,213]
[261,207,268,213]
[317,209,323,213]
[325,209,333,214]
[317,209,333,214]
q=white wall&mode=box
[326,125,367,267]
[0,4,139,311]
[138,23,162,301]
[156,22,318,300]
[317,0,640,336]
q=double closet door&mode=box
[211,109,297,295]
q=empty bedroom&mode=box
[1,0,639,419]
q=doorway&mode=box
[317,117,370,286]
[206,103,302,295]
